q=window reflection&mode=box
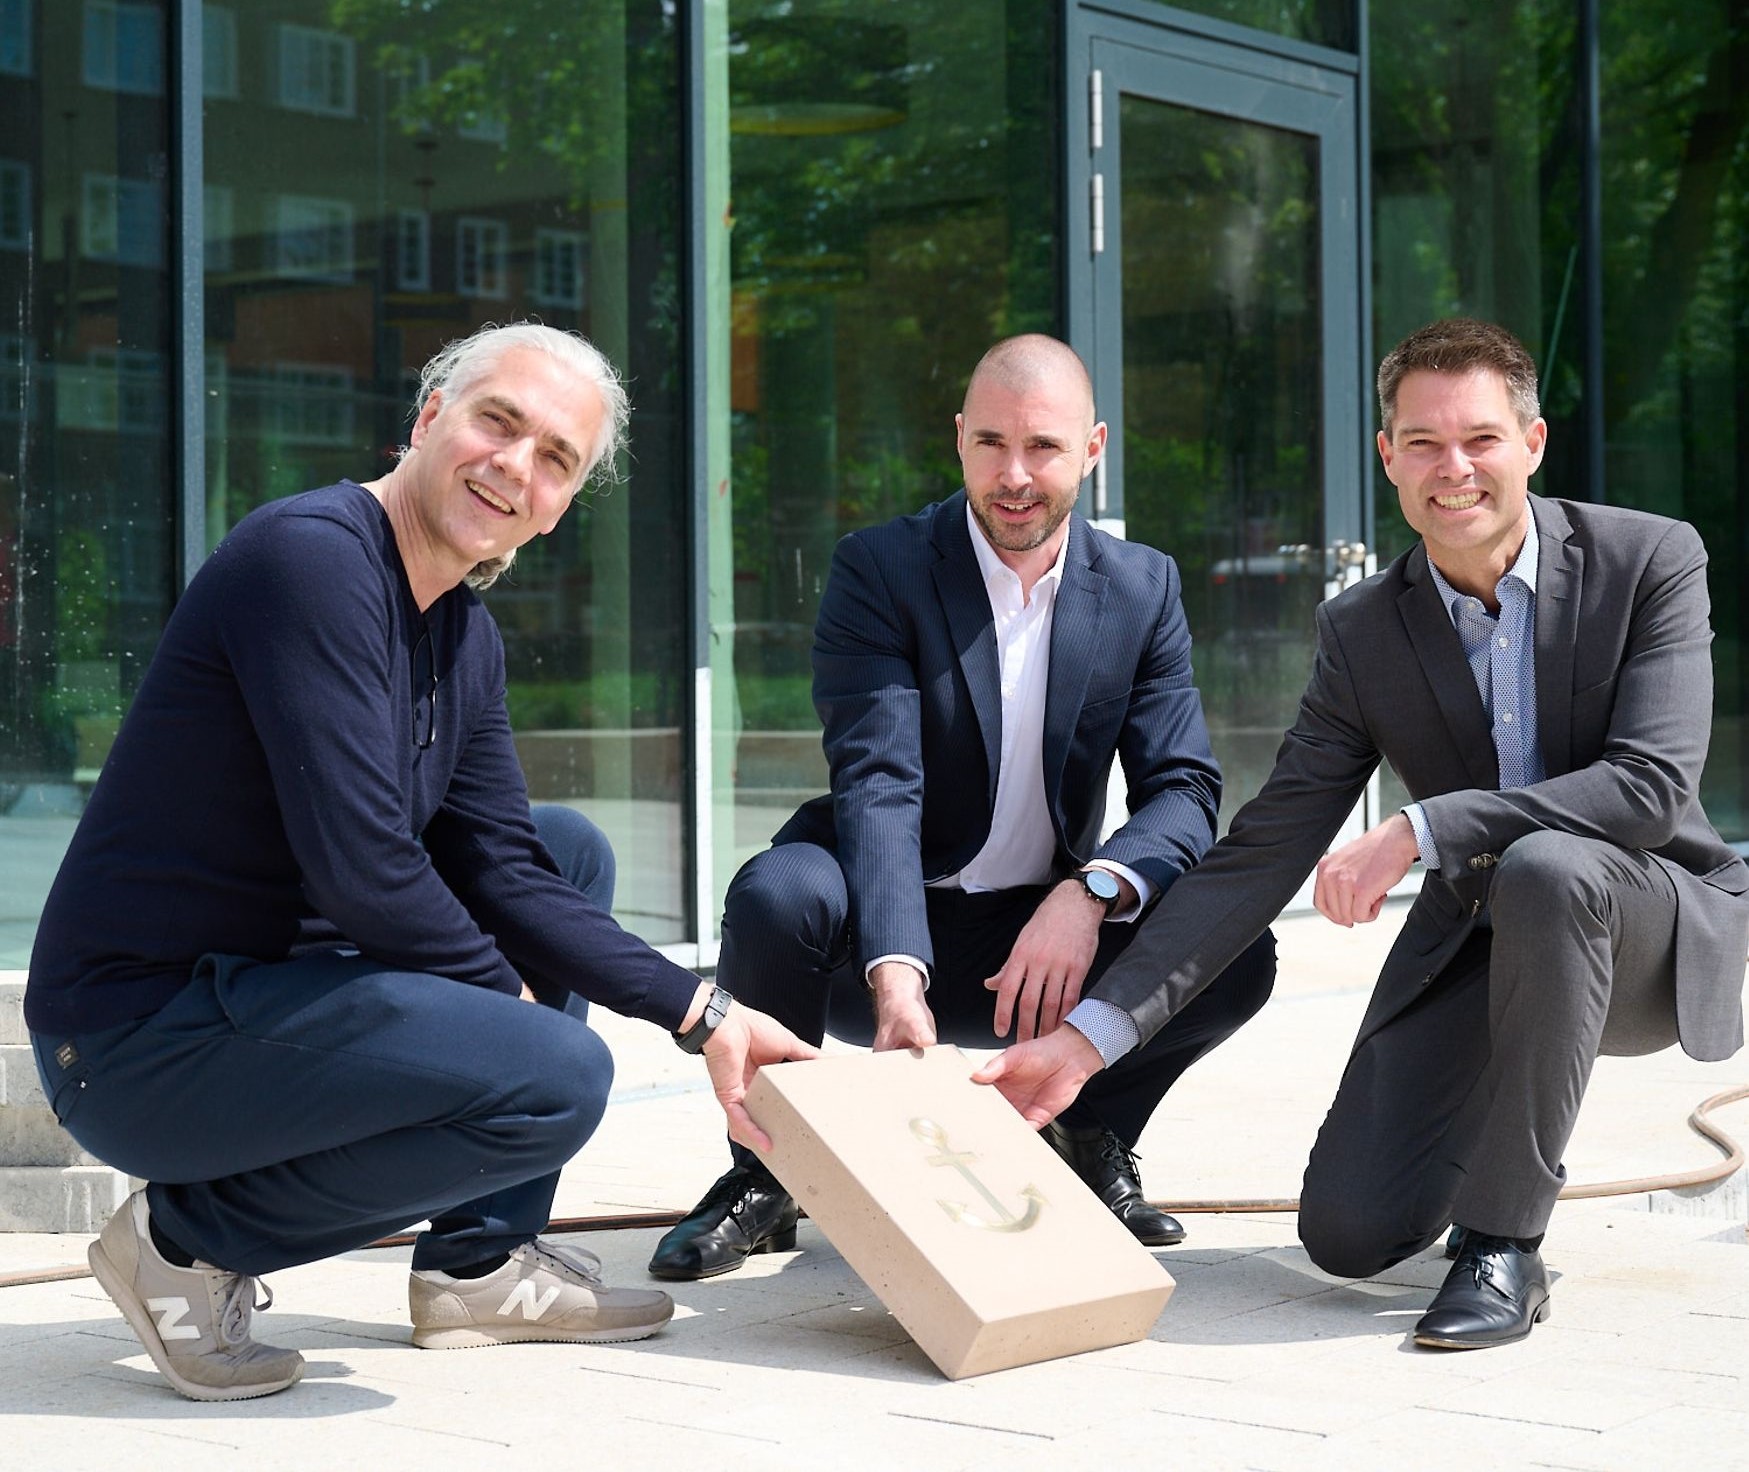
[202,0,691,943]
[715,0,1060,907]
[0,0,175,968]
[1599,1,1749,837]
[1369,0,1580,821]
[1166,0,1357,51]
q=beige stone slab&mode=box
[745,1045,1174,1379]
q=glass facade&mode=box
[712,0,1060,889]
[1368,0,1749,836]
[1598,1,1749,836]
[204,2,694,941]
[1,1,177,967]
[1117,95,1327,832]
[1,0,1746,969]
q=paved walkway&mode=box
[2,905,1746,1469]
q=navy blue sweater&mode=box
[27,482,698,1035]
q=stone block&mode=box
[0,978,25,1045]
[0,1108,99,1166]
[0,1164,129,1233]
[0,1042,47,1108]
[745,1045,1173,1379]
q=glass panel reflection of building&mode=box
[0,1,175,968]
[715,0,1060,891]
[208,2,688,942]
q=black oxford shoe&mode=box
[1413,1232,1550,1349]
[647,1162,799,1281]
[1040,1121,1186,1246]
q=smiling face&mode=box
[955,372,1105,579]
[1378,367,1547,603]
[393,346,604,603]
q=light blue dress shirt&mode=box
[1404,515,1546,868]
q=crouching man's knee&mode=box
[1297,1188,1416,1281]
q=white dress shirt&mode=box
[865,507,1150,987]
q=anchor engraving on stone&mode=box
[910,1117,1045,1232]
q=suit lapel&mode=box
[1531,498,1579,777]
[1043,519,1107,796]
[1399,544,1500,791]
[930,497,1003,808]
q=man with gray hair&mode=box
[26,322,815,1402]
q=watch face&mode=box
[1083,869,1120,903]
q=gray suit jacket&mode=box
[1090,496,1749,1063]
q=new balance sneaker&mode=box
[409,1238,674,1349]
[86,1191,304,1402]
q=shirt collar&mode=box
[1427,509,1539,617]
[965,502,1070,599]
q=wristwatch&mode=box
[1075,867,1122,915]
[674,985,733,1054]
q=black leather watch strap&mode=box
[674,984,733,1054]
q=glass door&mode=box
[1072,16,1368,842]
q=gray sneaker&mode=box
[410,1238,674,1349]
[86,1191,304,1402]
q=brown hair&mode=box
[1377,318,1540,437]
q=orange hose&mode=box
[5,1085,1743,1289]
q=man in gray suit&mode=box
[978,318,1749,1349]
[648,335,1276,1280]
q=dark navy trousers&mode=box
[720,841,1277,1150]
[31,806,618,1277]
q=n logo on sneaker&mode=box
[497,1280,561,1321]
[146,1296,201,1341]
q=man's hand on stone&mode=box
[984,879,1107,1042]
[1313,811,1419,926]
[700,1002,820,1153]
[867,960,938,1052]
[971,1025,1103,1128]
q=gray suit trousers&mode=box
[1299,831,1681,1276]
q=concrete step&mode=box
[1,1037,101,1169]
[0,1042,45,1109]
[0,1110,98,1167]
[0,1164,128,1232]
[0,978,23,1046]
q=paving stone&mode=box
[0,1164,128,1232]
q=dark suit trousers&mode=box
[1298,832,1683,1277]
[719,842,1276,1152]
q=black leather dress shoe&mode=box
[1413,1232,1550,1349]
[647,1162,799,1281]
[1040,1121,1185,1246]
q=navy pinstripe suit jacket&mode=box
[771,491,1223,973]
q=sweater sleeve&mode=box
[420,675,699,1029]
[216,516,525,995]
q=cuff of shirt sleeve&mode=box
[1085,860,1153,922]
[863,953,931,992]
[1403,804,1439,870]
[1064,998,1140,1067]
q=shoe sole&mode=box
[412,1315,673,1350]
[1412,1296,1551,1350]
[646,1222,799,1282]
[86,1239,303,1402]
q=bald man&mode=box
[649,336,1276,1280]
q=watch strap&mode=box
[674,984,733,1054]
